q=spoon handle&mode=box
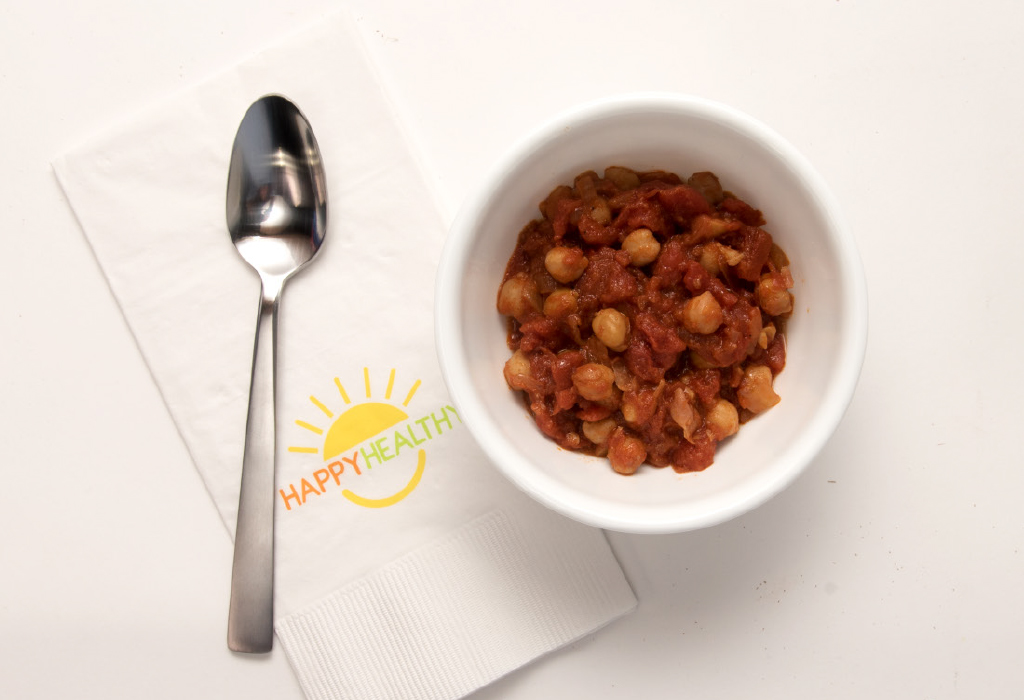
[227,278,281,653]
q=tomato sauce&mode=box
[497,167,794,475]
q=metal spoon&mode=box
[225,94,327,653]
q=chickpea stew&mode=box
[497,167,794,475]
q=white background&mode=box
[2,1,1022,698]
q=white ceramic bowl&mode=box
[435,93,867,534]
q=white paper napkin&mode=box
[52,10,635,700]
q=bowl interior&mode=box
[439,97,864,533]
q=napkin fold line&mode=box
[277,507,636,700]
[52,164,214,512]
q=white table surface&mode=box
[3,1,1022,697]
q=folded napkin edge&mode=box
[51,159,238,539]
[277,506,637,700]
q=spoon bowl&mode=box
[227,95,326,275]
[225,94,327,653]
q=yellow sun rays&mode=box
[295,420,322,435]
[287,368,421,459]
[334,377,351,405]
[309,396,333,418]
[402,380,421,407]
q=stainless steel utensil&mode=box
[225,94,327,653]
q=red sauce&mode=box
[497,167,794,475]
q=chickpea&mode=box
[497,273,541,321]
[700,242,744,276]
[706,399,739,440]
[572,363,616,401]
[503,350,532,391]
[698,245,722,277]
[607,427,646,475]
[621,228,661,267]
[758,323,777,350]
[598,385,623,410]
[541,246,588,283]
[543,288,578,318]
[621,396,637,424]
[669,388,701,441]
[757,272,794,316]
[588,199,612,225]
[681,291,724,334]
[543,246,589,284]
[592,308,630,352]
[737,365,781,414]
[689,349,714,370]
[622,382,665,425]
[582,417,617,445]
[621,391,648,425]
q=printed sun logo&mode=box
[282,368,460,511]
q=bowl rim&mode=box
[435,92,868,533]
